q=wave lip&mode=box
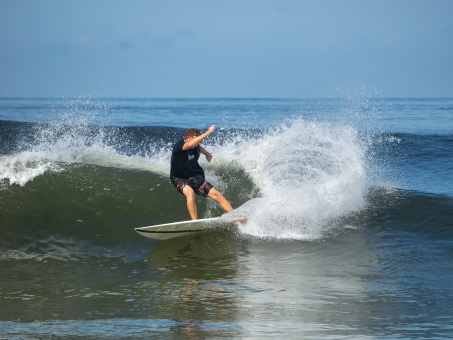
[0,153,62,187]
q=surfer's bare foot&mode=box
[236,218,247,225]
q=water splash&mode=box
[217,119,369,240]
[0,99,170,186]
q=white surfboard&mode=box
[135,217,244,241]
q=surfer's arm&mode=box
[200,146,213,163]
[182,125,216,150]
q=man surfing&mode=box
[170,125,233,220]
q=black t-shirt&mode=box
[170,139,205,187]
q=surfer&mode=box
[170,125,234,220]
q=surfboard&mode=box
[135,217,243,241]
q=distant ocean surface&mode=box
[1,97,452,338]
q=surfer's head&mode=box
[184,128,201,141]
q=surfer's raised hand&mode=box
[183,125,216,150]
[207,125,216,134]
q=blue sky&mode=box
[1,0,452,98]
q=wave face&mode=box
[2,117,451,253]
[0,114,373,247]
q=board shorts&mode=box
[171,178,214,197]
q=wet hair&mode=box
[184,128,201,140]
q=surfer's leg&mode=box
[208,188,233,213]
[183,185,198,220]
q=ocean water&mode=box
[0,97,452,338]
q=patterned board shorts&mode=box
[172,178,213,197]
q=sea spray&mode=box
[0,121,171,187]
[215,119,369,240]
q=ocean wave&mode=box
[0,116,370,245]
[1,172,450,261]
[2,117,450,246]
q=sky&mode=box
[1,0,452,98]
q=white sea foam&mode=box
[0,122,170,187]
[216,119,368,240]
[0,152,63,186]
